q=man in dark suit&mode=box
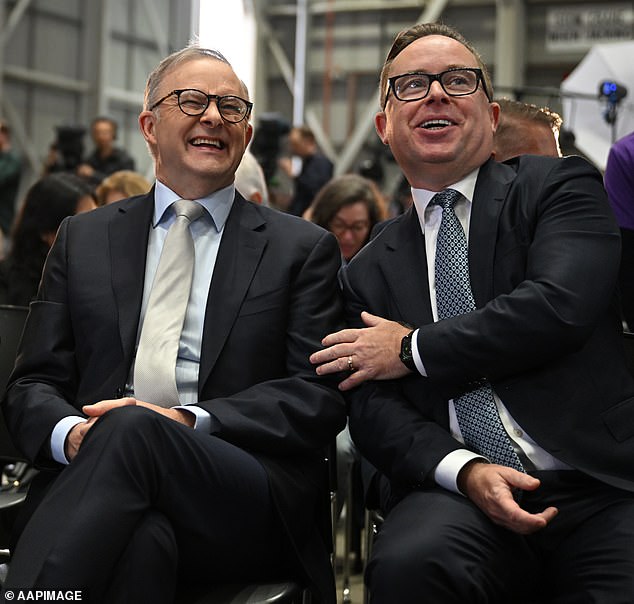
[310,23,634,603]
[2,46,345,602]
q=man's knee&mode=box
[366,491,522,603]
[84,405,166,444]
[367,524,464,599]
[77,405,172,468]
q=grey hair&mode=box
[144,46,243,110]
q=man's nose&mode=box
[426,79,449,100]
[200,100,223,124]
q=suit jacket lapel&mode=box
[109,190,154,364]
[198,195,266,390]
[379,207,434,325]
[469,158,515,307]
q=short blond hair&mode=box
[95,170,151,206]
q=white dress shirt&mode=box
[408,168,570,494]
[50,181,233,464]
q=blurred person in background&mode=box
[0,172,96,306]
[309,173,386,264]
[493,98,562,162]
[235,148,269,206]
[76,116,136,183]
[0,119,22,250]
[279,125,333,216]
[95,169,151,206]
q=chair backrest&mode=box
[0,305,29,460]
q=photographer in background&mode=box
[76,116,136,183]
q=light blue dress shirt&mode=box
[50,181,234,464]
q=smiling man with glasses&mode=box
[3,45,345,602]
[310,22,634,603]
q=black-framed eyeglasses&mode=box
[150,88,253,123]
[385,68,491,106]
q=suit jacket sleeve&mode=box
[2,217,86,466]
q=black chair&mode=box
[0,305,32,547]
[0,305,29,459]
[340,458,364,603]
[180,582,307,604]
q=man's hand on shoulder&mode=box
[458,460,558,535]
[310,311,413,391]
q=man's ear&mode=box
[138,111,157,146]
[489,102,500,133]
[245,123,253,147]
[375,111,388,145]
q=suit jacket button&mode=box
[115,387,123,398]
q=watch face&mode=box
[400,331,416,370]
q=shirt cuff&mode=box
[174,405,212,432]
[433,449,488,495]
[410,328,427,376]
[51,416,86,465]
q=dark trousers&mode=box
[368,470,634,604]
[4,406,292,603]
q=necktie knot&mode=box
[431,189,461,211]
[173,199,204,223]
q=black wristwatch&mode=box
[399,330,417,372]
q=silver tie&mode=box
[133,199,203,407]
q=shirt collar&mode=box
[152,180,235,232]
[411,167,480,225]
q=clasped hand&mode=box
[64,397,195,461]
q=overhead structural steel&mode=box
[334,0,450,175]
[0,0,190,185]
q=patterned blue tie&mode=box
[432,189,524,472]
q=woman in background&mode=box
[309,173,386,263]
[94,169,151,206]
[0,172,96,306]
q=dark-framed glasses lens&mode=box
[440,69,479,95]
[178,90,209,115]
[217,96,249,122]
[393,74,431,100]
